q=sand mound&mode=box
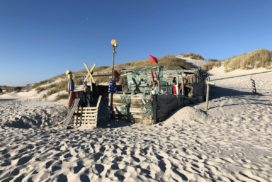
[166,106,208,124]
[0,101,67,128]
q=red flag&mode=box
[149,55,158,64]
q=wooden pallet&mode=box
[72,96,102,128]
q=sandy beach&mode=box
[0,68,272,182]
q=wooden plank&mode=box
[131,114,143,119]
[130,108,144,113]
[83,108,98,111]
[71,96,102,128]
[83,117,96,119]
[152,95,158,123]
[83,110,97,113]
[96,96,102,108]
[83,112,98,115]
[63,98,80,129]
[157,101,178,110]
[157,110,172,118]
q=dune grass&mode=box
[202,60,222,71]
[224,49,272,72]
[27,49,272,99]
[105,55,197,71]
[55,93,69,101]
[180,53,205,60]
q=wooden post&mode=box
[205,84,210,111]
[250,78,257,94]
[176,75,179,95]
[152,95,158,124]
[157,65,161,93]
[181,77,184,96]
[205,77,215,112]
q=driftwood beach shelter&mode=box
[63,59,208,128]
[110,67,208,125]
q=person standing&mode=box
[66,70,75,108]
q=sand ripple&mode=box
[0,93,272,181]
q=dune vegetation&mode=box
[202,59,222,71]
[201,49,272,72]
[224,49,272,72]
[7,49,272,101]
[181,52,205,60]
[24,55,197,100]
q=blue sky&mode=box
[0,0,272,86]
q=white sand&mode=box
[0,68,272,181]
[176,55,206,68]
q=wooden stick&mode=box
[205,78,215,111]
[205,84,210,111]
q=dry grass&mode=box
[25,49,272,99]
[55,93,69,101]
[180,53,205,60]
[224,49,272,72]
[202,60,222,71]
[104,55,197,71]
[35,80,66,97]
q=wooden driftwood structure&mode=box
[109,93,203,124]
[71,67,208,125]
[110,93,153,125]
[152,95,184,123]
[126,67,207,99]
[108,68,208,124]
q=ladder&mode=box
[63,98,80,129]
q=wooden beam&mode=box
[205,79,215,111]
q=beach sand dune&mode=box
[0,68,272,181]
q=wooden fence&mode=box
[110,93,203,125]
[152,95,187,123]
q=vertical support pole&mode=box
[181,77,184,96]
[205,77,210,112]
[112,46,116,81]
[251,78,257,94]
[110,46,116,120]
[157,65,161,93]
[152,95,158,124]
[176,75,179,95]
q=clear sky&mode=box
[1,0,272,86]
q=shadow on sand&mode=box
[208,86,272,109]
[96,86,267,127]
[209,86,261,100]
[97,96,134,129]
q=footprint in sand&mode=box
[73,160,84,173]
[57,174,67,182]
[94,164,104,174]
[80,174,90,182]
[114,171,125,181]
[17,155,32,166]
